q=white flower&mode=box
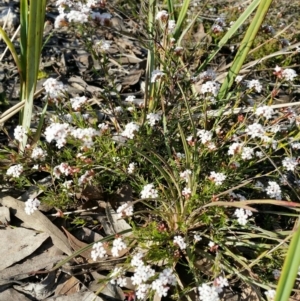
[44,123,70,148]
[282,157,298,171]
[180,169,192,182]
[265,289,276,301]
[282,68,297,81]
[213,276,229,293]
[194,234,202,242]
[211,24,223,32]
[168,20,176,33]
[54,13,66,28]
[24,198,40,215]
[91,242,107,261]
[255,105,274,120]
[146,113,161,126]
[173,235,186,250]
[43,78,66,99]
[121,122,140,139]
[155,10,168,21]
[127,162,136,174]
[200,81,220,96]
[14,125,27,142]
[245,123,265,138]
[136,283,150,299]
[7,164,23,178]
[208,241,215,248]
[198,283,220,301]
[151,70,165,83]
[199,69,217,81]
[228,142,242,155]
[117,202,134,218]
[234,208,252,226]
[235,75,244,83]
[209,171,226,186]
[111,237,127,257]
[70,96,88,110]
[125,95,136,103]
[131,264,155,285]
[266,181,282,200]
[197,129,213,144]
[67,10,88,23]
[131,252,144,267]
[31,147,47,160]
[182,187,191,197]
[241,146,254,160]
[140,184,159,199]
[272,269,281,279]
[255,151,264,158]
[247,79,262,93]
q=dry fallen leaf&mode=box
[0,288,32,301]
[0,227,49,270]
[0,194,72,255]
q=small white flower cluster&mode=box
[198,277,229,301]
[234,208,253,225]
[255,105,275,120]
[6,164,23,178]
[127,162,136,174]
[282,157,298,171]
[121,122,140,139]
[110,267,127,287]
[130,253,177,299]
[111,237,127,257]
[265,289,276,301]
[266,181,282,200]
[155,10,169,22]
[140,184,159,199]
[173,235,187,250]
[146,113,161,126]
[241,146,254,160]
[180,169,192,182]
[44,123,70,148]
[199,69,217,81]
[78,169,94,185]
[246,79,262,93]
[70,96,88,111]
[116,202,134,219]
[245,123,265,138]
[168,20,176,34]
[14,125,27,142]
[274,65,297,81]
[209,171,226,186]
[31,147,47,160]
[24,198,41,215]
[55,0,111,28]
[197,129,213,144]
[71,127,99,148]
[200,81,220,96]
[53,162,73,178]
[182,187,191,198]
[91,242,107,261]
[43,78,66,99]
[151,70,165,83]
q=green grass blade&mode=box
[21,0,46,150]
[217,0,273,100]
[173,0,190,40]
[275,221,300,301]
[196,0,260,74]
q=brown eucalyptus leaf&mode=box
[45,291,105,301]
[0,227,49,270]
[55,276,80,296]
[0,195,72,256]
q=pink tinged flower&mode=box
[91,242,107,261]
[25,198,41,215]
[6,164,23,178]
[180,169,192,182]
[182,187,191,198]
[155,10,169,22]
[213,276,229,293]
